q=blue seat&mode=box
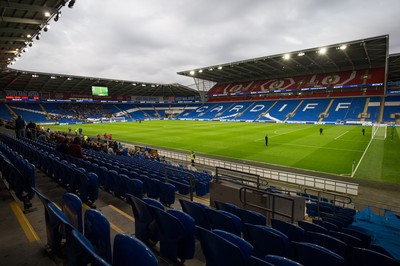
[244,223,290,258]
[297,220,328,237]
[271,218,305,242]
[33,188,68,255]
[312,219,339,231]
[125,177,143,199]
[307,232,348,262]
[197,226,248,266]
[214,200,240,216]
[328,231,363,249]
[61,193,83,233]
[106,169,118,194]
[146,178,161,199]
[179,199,211,230]
[238,208,266,226]
[206,209,242,236]
[213,229,254,265]
[352,247,399,266]
[125,193,159,244]
[84,209,112,264]
[264,255,303,266]
[150,206,195,262]
[292,242,345,266]
[159,182,176,206]
[85,172,99,205]
[113,234,158,266]
[114,173,127,198]
[143,197,165,210]
[341,227,371,247]
[67,229,110,266]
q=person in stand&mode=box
[15,115,26,139]
[97,134,101,141]
[265,135,268,146]
[26,120,37,139]
[319,127,323,135]
[68,127,72,134]
[190,151,196,166]
[68,136,87,160]
[78,128,83,135]
[362,128,365,136]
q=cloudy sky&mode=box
[12,0,400,86]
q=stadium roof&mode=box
[0,68,199,96]
[178,35,390,84]
[388,53,400,82]
[0,0,198,97]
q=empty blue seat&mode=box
[297,220,328,236]
[307,232,348,261]
[61,193,83,233]
[113,234,158,266]
[244,223,290,259]
[125,177,143,199]
[179,199,211,230]
[159,182,176,206]
[197,226,248,266]
[206,209,242,236]
[264,255,303,266]
[67,229,110,266]
[292,242,345,266]
[150,206,195,262]
[271,218,305,242]
[125,193,159,244]
[84,209,112,264]
[352,247,400,266]
[214,200,240,216]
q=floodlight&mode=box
[217,66,223,70]
[298,52,305,56]
[198,69,203,73]
[318,47,327,54]
[339,44,347,50]
[282,54,290,60]
[68,0,76,8]
[189,70,195,75]
[44,12,51,17]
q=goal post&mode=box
[371,123,387,140]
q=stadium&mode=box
[0,1,400,265]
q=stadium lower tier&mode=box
[2,95,400,125]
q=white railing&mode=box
[157,150,359,196]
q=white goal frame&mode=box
[371,123,387,140]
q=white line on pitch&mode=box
[335,131,349,140]
[352,136,374,177]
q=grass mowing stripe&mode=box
[49,121,399,184]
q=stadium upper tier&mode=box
[2,95,400,124]
[207,68,385,99]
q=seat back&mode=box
[179,199,210,230]
[84,209,112,264]
[206,209,242,236]
[67,229,110,266]
[292,242,345,266]
[353,247,399,266]
[125,193,158,244]
[244,223,290,258]
[113,234,158,266]
[271,218,305,242]
[197,226,247,266]
[214,200,240,216]
[308,232,348,261]
[62,193,83,233]
[213,229,254,264]
[264,255,303,266]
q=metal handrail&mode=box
[215,166,267,189]
[239,186,295,223]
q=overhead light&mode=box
[339,44,347,50]
[27,34,31,38]
[318,47,327,54]
[142,84,146,87]
[50,76,57,79]
[198,69,203,73]
[68,0,76,8]
[282,54,290,60]
[217,66,223,70]
[132,83,137,86]
[67,77,72,80]
[209,68,213,71]
[43,24,50,32]
[32,74,39,78]
[54,11,61,22]
[189,70,195,75]
[298,52,305,56]
[44,12,51,17]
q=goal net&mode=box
[371,124,387,140]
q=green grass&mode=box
[48,121,400,185]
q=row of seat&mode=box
[0,139,35,210]
[33,188,159,266]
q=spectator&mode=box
[68,136,87,160]
[15,115,26,139]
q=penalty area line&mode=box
[352,136,374,177]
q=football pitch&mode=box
[49,120,400,185]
